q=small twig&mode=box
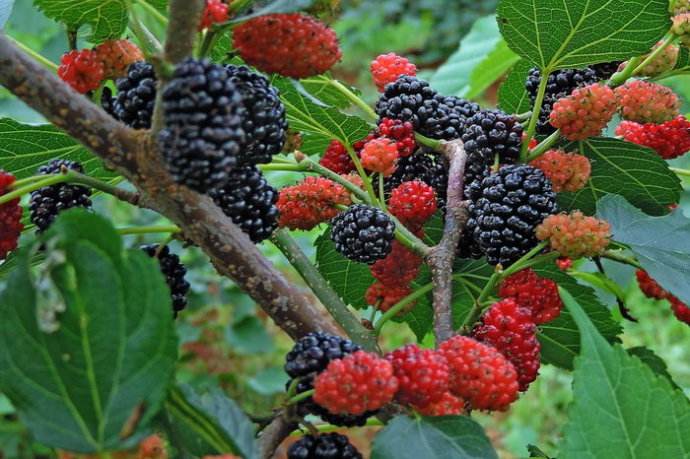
[374,282,434,335]
[272,229,379,352]
[163,0,205,65]
[258,412,297,459]
[425,139,468,345]
[521,71,549,159]
[601,250,643,269]
[526,129,561,161]
[117,225,181,235]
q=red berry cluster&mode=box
[58,40,143,93]
[233,13,341,79]
[499,268,563,324]
[319,118,416,175]
[388,180,437,228]
[370,53,417,92]
[636,270,690,325]
[277,176,352,230]
[366,240,422,313]
[0,171,23,261]
[199,0,230,31]
[615,80,680,124]
[616,116,690,160]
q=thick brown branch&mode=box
[0,34,340,341]
[164,0,205,64]
[258,411,296,459]
[426,139,469,345]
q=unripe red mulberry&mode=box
[371,53,417,92]
[616,116,690,160]
[0,171,23,261]
[473,299,541,391]
[233,13,341,78]
[499,268,563,324]
[673,14,690,47]
[313,350,399,415]
[439,335,519,411]
[414,392,466,416]
[365,282,413,312]
[385,344,450,407]
[277,177,351,230]
[615,80,680,124]
[673,0,690,14]
[670,297,690,325]
[93,39,144,79]
[199,0,230,30]
[388,180,437,226]
[530,149,591,192]
[536,211,611,259]
[360,137,399,176]
[549,83,616,140]
[636,270,690,326]
[370,240,422,286]
[320,140,355,174]
[377,118,416,157]
[58,49,104,93]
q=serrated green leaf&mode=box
[272,78,371,154]
[163,386,258,459]
[0,118,118,181]
[534,265,621,370]
[300,75,359,109]
[497,0,670,70]
[372,415,498,459]
[627,346,680,389]
[558,138,681,216]
[597,194,690,306]
[498,60,532,114]
[314,229,373,310]
[232,0,314,23]
[33,0,127,41]
[0,210,177,452]
[527,445,553,458]
[430,16,518,98]
[559,288,690,458]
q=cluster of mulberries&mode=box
[330,204,396,264]
[29,159,92,232]
[464,164,558,267]
[384,151,448,209]
[199,0,229,31]
[375,75,479,140]
[141,244,190,316]
[615,81,680,124]
[288,433,362,459]
[529,150,591,192]
[636,270,690,326]
[57,40,143,93]
[549,83,617,140]
[103,61,157,129]
[370,53,417,92]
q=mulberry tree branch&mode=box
[426,139,469,345]
[0,33,341,341]
[164,0,205,64]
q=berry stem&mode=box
[0,174,69,205]
[117,225,181,235]
[136,0,169,26]
[345,143,379,205]
[271,228,379,352]
[378,174,387,212]
[374,282,435,335]
[670,167,690,177]
[7,37,57,71]
[608,57,641,87]
[514,111,533,122]
[415,133,443,151]
[198,30,219,58]
[285,389,315,406]
[632,35,676,77]
[391,216,432,257]
[327,77,378,122]
[601,250,642,269]
[521,70,550,160]
[526,129,561,161]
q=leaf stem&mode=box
[128,9,163,56]
[670,167,690,177]
[328,78,378,122]
[271,229,379,352]
[199,30,219,58]
[117,225,181,235]
[521,71,550,160]
[8,37,57,71]
[601,250,642,269]
[345,144,378,204]
[378,174,387,212]
[608,56,641,87]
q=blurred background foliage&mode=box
[1,0,689,458]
